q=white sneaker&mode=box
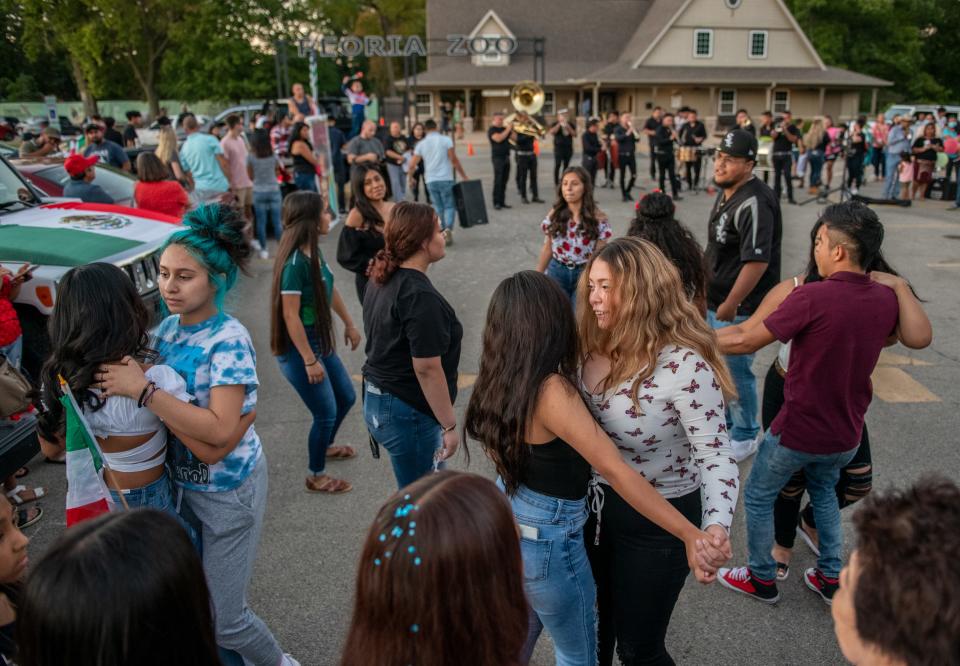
[281,655,301,666]
[850,186,859,195]
[258,249,269,260]
[250,239,263,252]
[731,434,760,462]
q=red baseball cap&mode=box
[64,153,99,177]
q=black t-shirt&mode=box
[705,177,782,315]
[383,134,409,165]
[643,116,661,144]
[653,125,677,155]
[614,125,637,154]
[362,268,463,419]
[552,122,573,153]
[582,131,601,158]
[740,123,757,137]
[602,122,618,142]
[122,125,138,146]
[514,133,534,152]
[680,121,706,147]
[772,123,800,152]
[105,128,124,146]
[913,137,943,161]
[848,130,868,158]
[487,125,511,158]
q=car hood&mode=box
[0,202,182,267]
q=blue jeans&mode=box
[807,149,825,187]
[426,180,456,231]
[745,432,858,580]
[883,151,902,199]
[276,340,356,476]
[362,382,441,488]
[545,258,584,306]
[253,189,283,248]
[294,171,318,193]
[707,310,759,441]
[0,335,22,370]
[499,481,596,666]
[109,472,175,513]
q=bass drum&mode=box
[756,139,773,169]
[679,146,698,162]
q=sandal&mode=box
[16,506,42,529]
[305,475,353,494]
[14,467,28,479]
[44,451,66,464]
[325,446,356,460]
[6,485,44,505]
[776,561,790,581]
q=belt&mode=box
[552,257,585,269]
[516,151,534,156]
[773,151,793,156]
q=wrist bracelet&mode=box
[305,358,319,367]
[441,422,456,434]
[144,384,161,406]
[137,381,157,408]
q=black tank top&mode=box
[522,438,591,501]
[292,138,314,174]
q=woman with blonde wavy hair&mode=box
[578,237,740,666]
[155,124,193,190]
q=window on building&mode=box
[749,30,768,58]
[479,35,502,64]
[415,93,433,119]
[719,89,737,116]
[542,91,555,115]
[773,90,790,114]
[694,29,713,58]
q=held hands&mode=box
[685,526,732,584]
[98,356,148,399]
[344,326,361,351]
[715,300,738,322]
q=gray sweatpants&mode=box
[183,455,282,666]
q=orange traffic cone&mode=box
[534,140,540,156]
[467,142,475,156]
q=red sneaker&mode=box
[718,566,780,604]
[803,568,838,606]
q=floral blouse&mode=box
[541,215,613,266]
[581,344,740,530]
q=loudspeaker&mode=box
[925,176,957,201]
[454,180,488,228]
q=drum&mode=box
[757,140,773,169]
[679,146,698,163]
[610,141,620,170]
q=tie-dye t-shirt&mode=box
[153,313,262,492]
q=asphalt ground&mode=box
[21,141,960,665]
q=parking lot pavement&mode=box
[22,145,960,665]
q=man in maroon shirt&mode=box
[712,202,899,606]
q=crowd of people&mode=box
[2,85,959,666]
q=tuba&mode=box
[505,80,546,143]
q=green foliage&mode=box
[786,0,959,104]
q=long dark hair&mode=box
[270,191,334,356]
[464,271,579,494]
[38,263,154,440]
[369,202,437,285]
[341,471,528,666]
[250,129,273,158]
[546,166,603,242]
[628,191,707,303]
[349,163,386,229]
[288,121,310,154]
[17,510,220,666]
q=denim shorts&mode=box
[109,472,175,515]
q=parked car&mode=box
[135,114,210,146]
[0,142,16,159]
[0,154,181,378]
[12,157,137,206]
[18,115,83,137]
[883,104,960,122]
[204,97,353,135]
[0,118,18,142]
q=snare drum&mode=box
[679,146,698,162]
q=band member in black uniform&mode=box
[602,111,620,188]
[653,112,682,199]
[736,109,756,137]
[679,108,707,192]
[581,118,602,185]
[615,113,642,202]
[758,111,774,184]
[549,108,575,185]
[770,110,800,204]
[488,111,513,210]
[643,106,663,181]
[514,113,544,204]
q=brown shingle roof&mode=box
[586,63,892,87]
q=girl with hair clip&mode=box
[716,203,931,582]
[38,263,252,516]
[98,204,299,666]
[340,471,529,666]
[535,165,612,304]
[17,510,218,666]
[362,202,462,488]
[465,271,727,666]
[628,191,708,314]
[272,191,361,494]
[580,237,740,666]
[337,162,395,302]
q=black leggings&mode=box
[619,153,637,198]
[761,363,873,549]
[587,485,701,666]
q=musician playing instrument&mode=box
[581,119,603,185]
[679,108,708,192]
[737,109,756,137]
[615,113,642,202]
[514,112,544,204]
[643,106,664,182]
[770,110,800,204]
[601,111,620,188]
[549,109,576,185]
[488,111,513,210]
[653,112,682,199]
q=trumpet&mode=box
[505,80,546,142]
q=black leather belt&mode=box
[516,151,534,156]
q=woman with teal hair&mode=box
[99,204,300,666]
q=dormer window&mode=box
[749,30,768,58]
[694,29,713,58]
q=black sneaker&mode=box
[501,203,512,209]
[521,197,530,204]
[718,566,780,604]
[804,568,838,606]
[531,197,545,203]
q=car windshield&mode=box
[0,159,37,210]
[37,165,134,203]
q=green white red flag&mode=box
[59,376,114,526]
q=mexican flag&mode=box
[59,377,114,526]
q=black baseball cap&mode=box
[717,129,758,161]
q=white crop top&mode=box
[775,276,802,373]
[84,365,192,473]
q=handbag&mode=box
[0,355,31,418]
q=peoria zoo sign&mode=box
[296,35,518,58]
